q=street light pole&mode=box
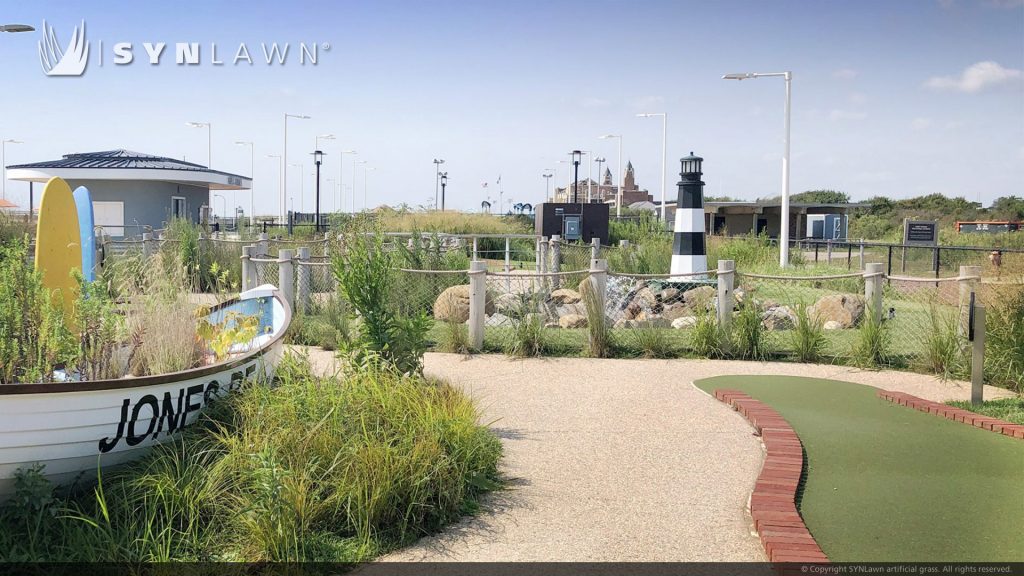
[542,172,553,201]
[439,172,448,211]
[313,149,323,231]
[363,166,375,211]
[594,157,605,202]
[637,112,668,221]
[289,163,304,212]
[1,139,23,200]
[433,159,445,210]
[266,154,282,229]
[722,71,793,267]
[571,150,582,204]
[283,113,310,222]
[234,141,254,228]
[599,134,623,218]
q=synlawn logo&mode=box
[37,19,327,78]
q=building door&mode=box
[92,201,124,238]
[757,218,768,236]
[171,196,187,220]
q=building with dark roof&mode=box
[6,149,251,237]
[552,161,652,206]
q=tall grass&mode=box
[582,278,611,358]
[985,291,1024,392]
[0,353,502,562]
[921,305,968,380]
[852,305,892,368]
[503,292,546,357]
[789,301,827,363]
[690,308,725,358]
[730,299,771,361]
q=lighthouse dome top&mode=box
[680,152,703,175]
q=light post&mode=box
[339,150,357,213]
[598,134,623,218]
[439,172,448,211]
[363,166,375,211]
[2,139,23,200]
[266,154,282,229]
[289,163,304,212]
[542,171,553,201]
[314,134,334,211]
[234,141,254,228]
[186,121,211,209]
[433,159,445,210]
[723,71,792,267]
[312,149,323,231]
[353,160,367,212]
[283,113,310,222]
[637,112,668,221]
[594,157,605,202]
[571,150,582,204]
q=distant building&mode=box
[653,199,866,241]
[553,161,652,206]
[6,149,251,237]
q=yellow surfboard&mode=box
[34,177,82,325]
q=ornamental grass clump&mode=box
[0,353,503,562]
[789,301,827,364]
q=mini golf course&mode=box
[696,375,1024,562]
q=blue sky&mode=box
[1,0,1021,215]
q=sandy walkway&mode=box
[292,347,1015,562]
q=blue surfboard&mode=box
[72,186,96,282]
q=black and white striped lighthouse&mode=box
[670,152,707,278]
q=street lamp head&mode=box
[318,134,335,140]
[234,140,252,146]
[313,149,323,164]
[0,24,34,33]
[594,156,605,163]
[343,149,358,154]
[598,134,619,140]
[3,139,23,144]
[723,73,756,80]
[186,121,209,128]
[572,150,582,164]
[286,114,311,119]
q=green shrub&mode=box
[853,305,892,368]
[921,305,968,380]
[730,300,771,361]
[0,353,502,562]
[332,227,431,374]
[0,240,76,384]
[503,292,546,357]
[438,321,472,354]
[625,327,675,359]
[985,291,1024,392]
[690,309,725,358]
[790,301,826,363]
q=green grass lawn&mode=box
[695,375,1024,562]
[947,397,1024,426]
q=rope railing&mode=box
[608,270,718,279]
[398,268,469,275]
[487,269,589,278]
[736,271,866,281]
[887,274,981,283]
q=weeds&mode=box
[985,291,1024,392]
[921,305,968,379]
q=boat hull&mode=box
[0,286,290,498]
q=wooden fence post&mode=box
[971,306,985,405]
[864,263,884,325]
[241,245,254,292]
[278,249,295,310]
[717,260,735,331]
[468,260,487,350]
[296,247,311,313]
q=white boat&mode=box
[0,284,292,498]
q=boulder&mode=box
[494,293,521,314]
[734,288,746,305]
[761,306,796,331]
[485,313,512,327]
[663,303,696,321]
[810,294,865,329]
[550,288,582,305]
[556,303,587,318]
[624,301,642,320]
[823,320,843,330]
[671,316,698,329]
[658,287,680,304]
[632,286,659,309]
[683,285,716,310]
[433,284,495,323]
[558,314,588,329]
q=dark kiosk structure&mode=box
[535,202,609,244]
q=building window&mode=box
[171,196,187,220]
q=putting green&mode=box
[696,375,1024,562]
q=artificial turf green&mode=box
[696,375,1024,562]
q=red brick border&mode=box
[713,388,829,565]
[876,390,1024,440]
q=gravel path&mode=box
[293,347,1015,562]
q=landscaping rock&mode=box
[494,293,521,314]
[810,294,864,328]
[433,284,495,323]
[485,313,511,327]
[632,286,659,309]
[544,321,562,329]
[761,306,796,331]
[734,288,746,305]
[823,320,843,330]
[671,316,698,329]
[662,303,696,321]
[550,288,582,305]
[657,287,680,303]
[558,314,588,329]
[556,303,586,317]
[624,301,642,320]
[683,285,716,310]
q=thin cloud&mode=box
[911,117,933,130]
[581,97,611,109]
[832,68,858,80]
[925,61,1022,93]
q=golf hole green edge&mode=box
[698,375,1024,562]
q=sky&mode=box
[0,0,1021,216]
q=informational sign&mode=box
[903,219,938,246]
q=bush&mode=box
[790,301,826,363]
[438,321,472,354]
[0,239,76,384]
[0,353,502,562]
[625,327,675,359]
[985,291,1024,392]
[730,299,771,361]
[332,227,431,374]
